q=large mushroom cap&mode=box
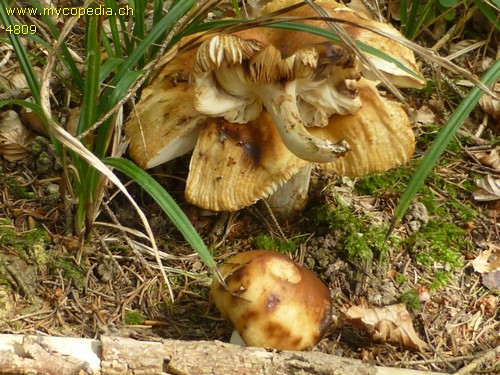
[256,0,426,88]
[313,78,415,176]
[125,0,425,213]
[194,32,360,163]
[125,46,208,169]
[193,0,425,164]
[211,250,332,350]
[185,112,308,211]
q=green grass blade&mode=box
[77,13,102,135]
[103,157,218,272]
[103,0,124,58]
[0,99,43,113]
[231,0,241,17]
[72,11,103,231]
[472,0,500,31]
[408,1,435,40]
[0,0,41,103]
[100,30,115,60]
[131,0,147,66]
[391,58,500,229]
[94,70,142,157]
[400,0,408,35]
[153,0,164,26]
[99,70,143,111]
[100,57,125,83]
[28,0,84,92]
[110,0,195,86]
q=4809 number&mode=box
[6,24,36,35]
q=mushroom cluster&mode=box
[126,0,425,212]
[210,250,332,350]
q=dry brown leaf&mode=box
[473,175,500,202]
[474,149,500,171]
[415,105,437,124]
[0,110,35,161]
[482,271,500,291]
[479,82,500,120]
[472,245,500,274]
[448,39,482,57]
[342,303,429,352]
[472,245,500,291]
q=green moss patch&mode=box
[252,234,299,255]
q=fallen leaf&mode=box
[479,82,500,120]
[474,149,500,171]
[0,110,35,161]
[415,105,437,124]
[342,303,429,352]
[473,175,500,202]
[472,245,500,291]
[472,246,500,273]
[482,271,500,291]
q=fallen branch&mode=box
[0,334,445,375]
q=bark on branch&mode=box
[0,334,442,375]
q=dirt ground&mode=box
[1,0,499,374]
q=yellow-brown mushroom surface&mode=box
[125,0,426,212]
[211,250,332,350]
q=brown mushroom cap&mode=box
[210,250,332,350]
[125,47,208,169]
[185,112,308,211]
[125,0,424,212]
[194,32,360,163]
[313,78,415,176]
[193,0,425,162]
[257,0,426,88]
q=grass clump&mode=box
[0,224,85,289]
[49,257,86,290]
[355,168,411,196]
[0,226,49,259]
[3,177,36,200]
[429,270,454,291]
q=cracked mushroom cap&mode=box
[211,250,332,350]
[256,0,426,89]
[194,32,360,163]
[194,1,425,164]
[313,78,415,176]
[125,46,209,169]
[185,112,308,211]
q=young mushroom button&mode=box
[211,250,332,350]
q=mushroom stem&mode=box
[266,163,312,214]
[260,82,349,163]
